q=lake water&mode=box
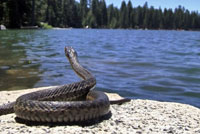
[0,29,200,108]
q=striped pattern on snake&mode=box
[0,46,110,122]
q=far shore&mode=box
[1,26,200,32]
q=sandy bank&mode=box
[0,86,200,134]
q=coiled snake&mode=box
[0,46,110,122]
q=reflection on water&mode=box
[0,29,200,108]
[0,30,40,90]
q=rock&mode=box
[105,92,131,104]
[0,25,6,30]
[0,86,200,133]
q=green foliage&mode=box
[120,1,128,28]
[39,22,53,29]
[83,10,97,28]
[0,0,200,30]
[80,0,88,20]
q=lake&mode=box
[0,29,200,108]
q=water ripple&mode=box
[0,29,200,108]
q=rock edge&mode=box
[0,86,200,134]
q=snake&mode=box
[0,46,110,122]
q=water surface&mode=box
[0,29,200,107]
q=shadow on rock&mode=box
[15,112,112,127]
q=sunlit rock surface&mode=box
[0,87,200,134]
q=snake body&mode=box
[0,46,110,122]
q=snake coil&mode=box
[0,46,110,122]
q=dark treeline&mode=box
[0,0,200,30]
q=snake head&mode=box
[65,46,78,60]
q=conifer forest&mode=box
[0,0,200,30]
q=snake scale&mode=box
[0,46,110,122]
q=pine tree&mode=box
[142,2,148,28]
[127,0,133,28]
[151,9,160,29]
[0,1,4,24]
[80,0,88,20]
[31,0,35,26]
[83,10,97,28]
[91,0,101,27]
[135,6,143,28]
[120,1,127,28]
[100,0,107,27]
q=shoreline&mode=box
[1,27,200,32]
[0,86,200,134]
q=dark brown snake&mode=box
[0,46,110,122]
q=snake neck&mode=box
[69,56,94,80]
